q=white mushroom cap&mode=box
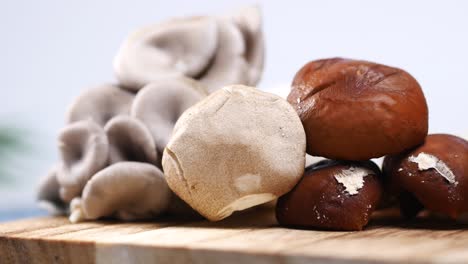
[114,17,218,90]
[104,115,158,165]
[131,77,207,156]
[162,85,306,221]
[70,162,171,222]
[66,84,134,126]
[37,165,67,215]
[113,7,265,92]
[57,119,109,202]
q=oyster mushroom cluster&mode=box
[37,6,264,223]
[114,6,264,93]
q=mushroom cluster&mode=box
[36,6,465,231]
[37,6,264,223]
[114,6,264,93]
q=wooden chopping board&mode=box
[1,207,468,264]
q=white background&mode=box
[0,0,467,210]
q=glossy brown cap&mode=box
[383,134,468,218]
[276,160,382,231]
[287,58,428,160]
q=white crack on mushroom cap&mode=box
[162,85,306,221]
[113,7,264,92]
[69,162,171,222]
[104,115,158,166]
[408,152,458,185]
[66,84,134,127]
[334,167,373,195]
[131,77,207,156]
[37,165,67,215]
[57,119,109,202]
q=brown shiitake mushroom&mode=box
[287,58,428,161]
[69,162,171,222]
[383,134,468,219]
[56,120,109,202]
[276,160,383,231]
[131,77,207,157]
[162,85,306,221]
[66,84,134,126]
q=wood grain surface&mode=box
[1,207,468,264]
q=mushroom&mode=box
[36,165,67,215]
[198,17,249,93]
[113,7,265,92]
[162,85,306,221]
[114,17,218,90]
[57,119,109,202]
[227,6,264,86]
[201,5,264,91]
[66,83,134,126]
[131,77,207,157]
[104,115,158,166]
[69,162,171,222]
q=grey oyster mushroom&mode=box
[226,6,264,86]
[69,162,171,223]
[198,18,248,93]
[57,119,109,202]
[114,16,218,90]
[66,83,134,127]
[104,115,158,165]
[162,85,306,221]
[37,165,67,215]
[131,77,207,157]
[113,6,264,92]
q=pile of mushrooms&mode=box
[37,6,264,223]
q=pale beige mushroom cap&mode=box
[104,115,158,165]
[131,77,207,157]
[162,85,306,221]
[113,7,264,92]
[70,162,171,222]
[57,119,109,202]
[66,84,134,126]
